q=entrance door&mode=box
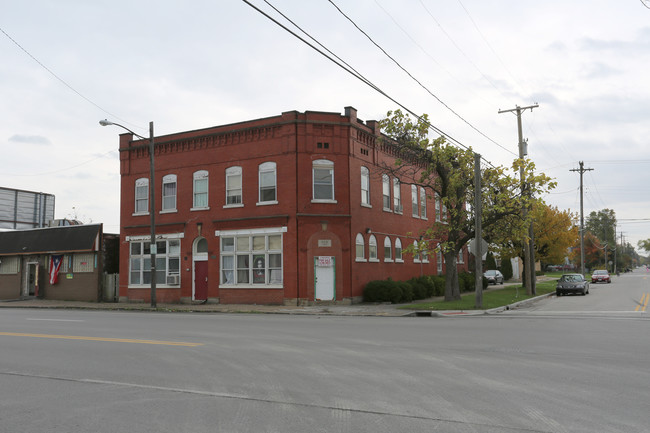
[314,256,335,301]
[25,262,39,297]
[194,261,208,301]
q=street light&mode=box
[100,119,157,308]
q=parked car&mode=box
[591,270,611,283]
[556,274,590,296]
[483,270,504,285]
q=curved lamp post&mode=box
[100,120,157,308]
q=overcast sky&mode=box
[2,0,649,253]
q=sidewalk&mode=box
[0,289,553,317]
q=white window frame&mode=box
[134,178,149,215]
[312,159,336,203]
[435,193,441,222]
[225,166,243,207]
[192,170,209,210]
[411,185,419,217]
[368,235,379,262]
[361,166,371,207]
[420,187,427,219]
[457,249,464,264]
[258,162,277,205]
[395,238,403,263]
[382,174,391,211]
[383,237,393,262]
[355,233,366,262]
[216,227,286,288]
[393,178,402,214]
[161,174,177,213]
[413,241,421,263]
[437,245,444,274]
[127,234,183,287]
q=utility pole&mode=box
[499,104,538,295]
[570,161,594,276]
[474,153,483,309]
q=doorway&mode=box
[193,237,208,301]
[314,256,335,301]
[25,262,39,297]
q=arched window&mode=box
[226,166,242,205]
[361,166,370,206]
[395,238,403,262]
[382,174,391,210]
[259,162,277,203]
[313,159,335,201]
[411,184,419,217]
[384,237,392,261]
[413,241,421,263]
[355,233,365,260]
[393,178,402,213]
[162,174,177,211]
[193,170,209,209]
[134,178,148,214]
[368,235,378,261]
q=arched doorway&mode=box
[193,237,208,301]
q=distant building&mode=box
[0,224,114,301]
[117,107,468,305]
[0,187,55,229]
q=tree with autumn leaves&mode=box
[378,110,556,301]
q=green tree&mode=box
[378,110,555,301]
[485,252,497,270]
[586,209,617,248]
[500,256,513,281]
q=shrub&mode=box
[409,276,431,300]
[398,281,413,303]
[430,275,445,296]
[500,257,513,281]
[363,279,394,302]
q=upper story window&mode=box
[361,166,370,206]
[312,159,335,202]
[420,187,427,219]
[226,166,243,206]
[193,170,209,209]
[368,235,378,262]
[411,185,419,217]
[435,193,441,222]
[134,178,149,214]
[382,174,391,210]
[162,174,177,212]
[383,237,392,262]
[393,178,402,214]
[395,238,403,262]
[258,162,277,204]
[355,233,365,261]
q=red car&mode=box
[591,270,611,283]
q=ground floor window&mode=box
[0,256,20,274]
[127,235,181,286]
[218,227,285,287]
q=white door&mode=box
[314,256,335,301]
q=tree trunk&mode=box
[443,251,461,301]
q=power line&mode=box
[243,0,498,163]
[0,25,143,132]
[326,0,517,157]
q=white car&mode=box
[483,270,504,285]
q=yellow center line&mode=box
[635,294,648,312]
[0,332,203,347]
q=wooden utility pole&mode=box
[499,104,538,295]
[570,161,594,276]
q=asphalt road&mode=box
[1,272,648,433]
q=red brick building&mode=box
[118,107,468,305]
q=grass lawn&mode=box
[398,279,559,311]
